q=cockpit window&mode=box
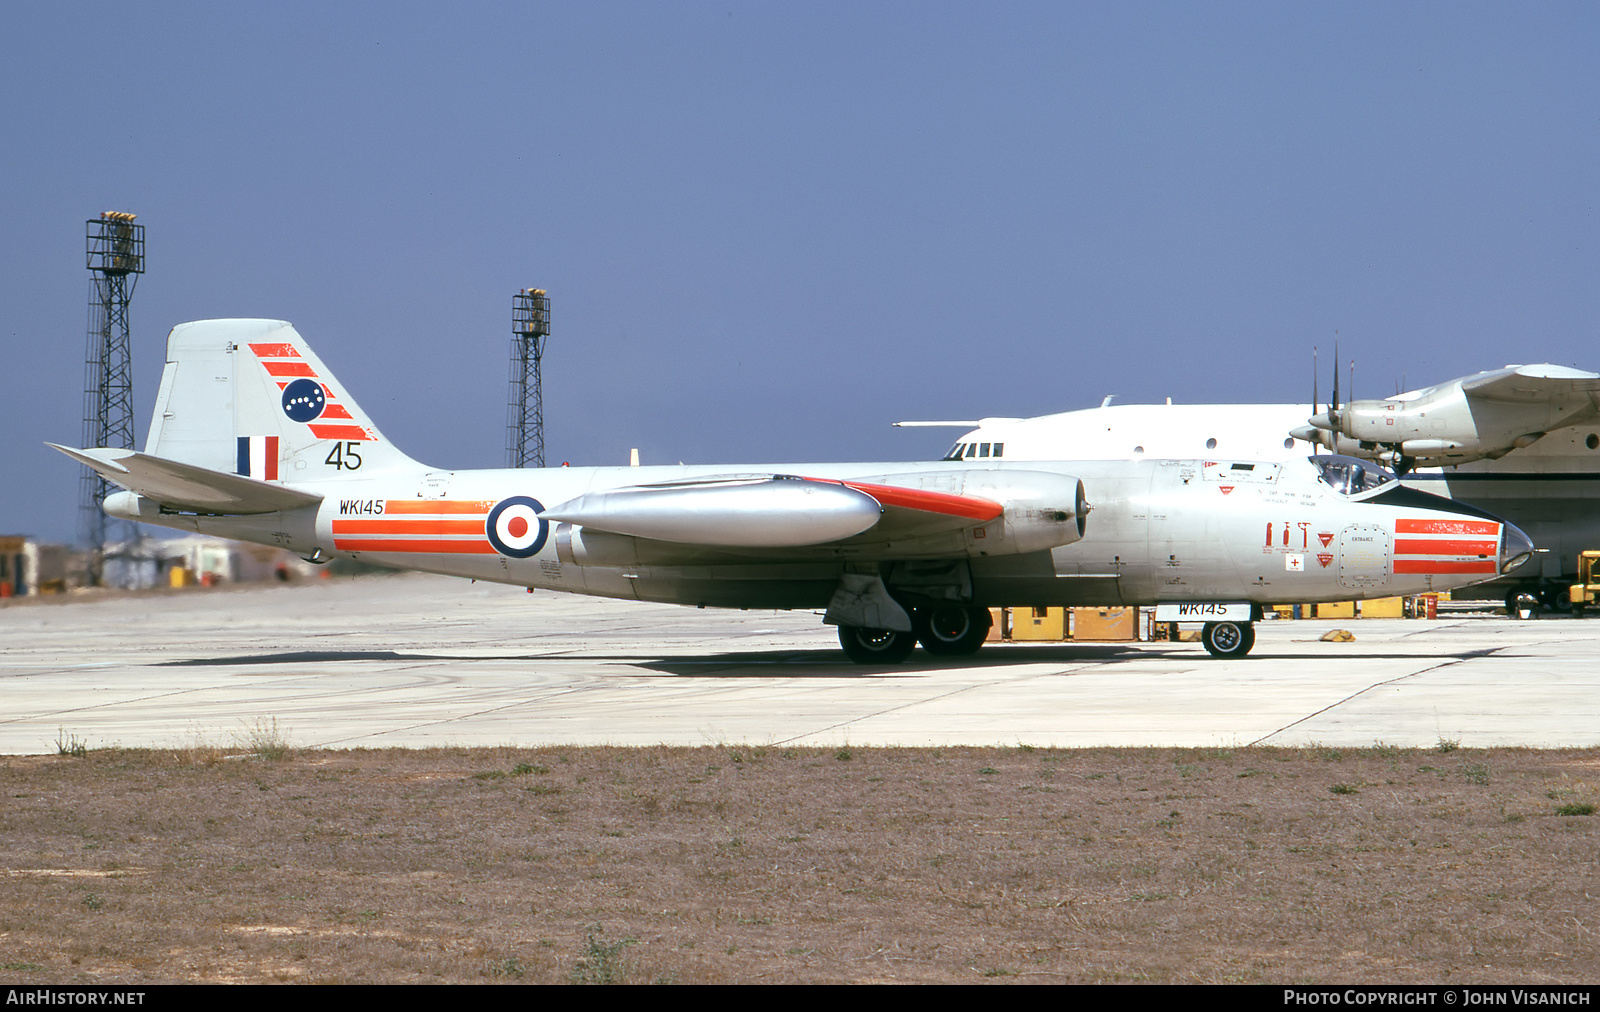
[1311,455,1395,496]
[942,441,1003,461]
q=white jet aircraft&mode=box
[55,320,1533,660]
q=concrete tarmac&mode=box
[2,572,1596,754]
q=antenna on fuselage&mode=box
[1312,345,1319,417]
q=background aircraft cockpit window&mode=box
[1311,455,1395,496]
[943,441,1002,461]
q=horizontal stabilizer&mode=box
[48,444,322,515]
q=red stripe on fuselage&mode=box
[1394,559,1498,575]
[382,500,496,515]
[1396,518,1499,536]
[1394,538,1498,557]
[332,538,495,554]
[332,519,484,535]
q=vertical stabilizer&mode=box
[144,319,423,481]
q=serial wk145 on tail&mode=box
[54,320,1535,661]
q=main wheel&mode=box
[838,625,916,664]
[915,605,992,656]
[1201,621,1255,658]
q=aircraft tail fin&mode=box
[144,319,423,481]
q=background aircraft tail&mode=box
[144,319,424,480]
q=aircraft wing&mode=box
[49,444,323,515]
[1458,364,1600,403]
[541,474,1002,548]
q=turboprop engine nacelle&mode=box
[1296,365,1600,469]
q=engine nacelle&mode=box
[958,470,1088,555]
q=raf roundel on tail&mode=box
[54,318,1536,662]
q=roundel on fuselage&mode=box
[486,496,548,558]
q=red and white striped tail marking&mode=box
[248,342,375,442]
[1393,518,1500,575]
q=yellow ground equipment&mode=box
[1567,551,1600,617]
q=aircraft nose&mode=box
[1500,522,1535,575]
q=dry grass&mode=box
[2,744,1598,983]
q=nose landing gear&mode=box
[1201,620,1256,658]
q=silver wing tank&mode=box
[60,319,1533,663]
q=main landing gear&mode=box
[1200,621,1256,659]
[836,604,993,664]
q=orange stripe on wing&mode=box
[382,500,497,515]
[332,519,485,536]
[1396,518,1499,536]
[333,538,496,554]
[805,478,1003,521]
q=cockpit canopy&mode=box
[943,441,1006,461]
[1310,455,1395,497]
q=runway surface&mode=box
[2,572,1596,753]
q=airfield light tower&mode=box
[80,211,144,585]
[507,288,551,468]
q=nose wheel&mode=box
[1201,621,1256,658]
[1506,589,1542,620]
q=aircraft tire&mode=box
[1506,589,1542,620]
[1541,585,1573,613]
[838,625,916,664]
[915,605,992,656]
[1201,621,1255,658]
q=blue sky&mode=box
[4,2,1598,543]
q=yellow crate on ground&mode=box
[1073,606,1138,641]
[1361,596,1404,618]
[1011,606,1066,640]
[1317,601,1355,619]
[169,566,193,588]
